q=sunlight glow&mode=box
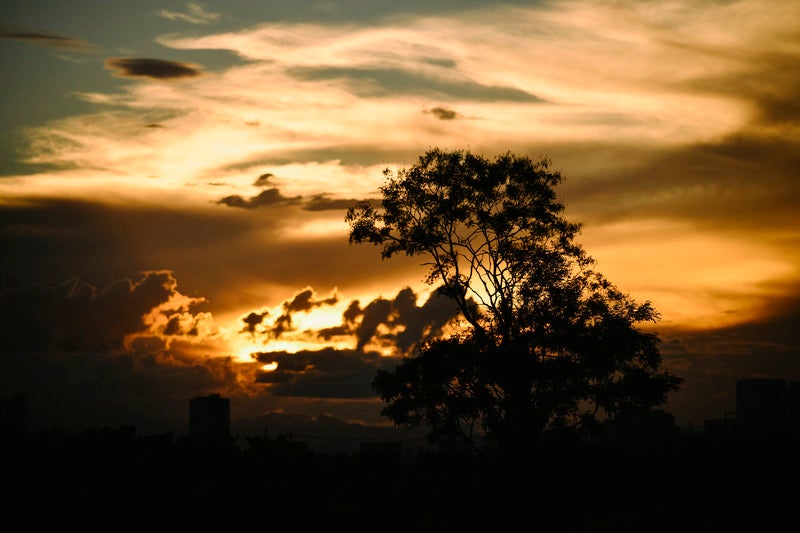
[582,220,798,328]
[234,342,264,363]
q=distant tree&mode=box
[346,148,683,456]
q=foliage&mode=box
[346,148,683,455]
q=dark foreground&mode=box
[3,431,797,532]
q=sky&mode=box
[1,0,798,441]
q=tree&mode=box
[346,148,683,456]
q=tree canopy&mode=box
[346,148,683,455]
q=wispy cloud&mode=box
[159,3,220,25]
[0,25,93,51]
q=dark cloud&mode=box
[253,173,275,187]
[392,287,462,353]
[217,188,301,209]
[241,310,269,335]
[288,66,545,102]
[246,289,470,399]
[285,287,338,312]
[343,286,462,353]
[677,48,800,128]
[0,270,229,434]
[557,133,800,234]
[238,285,462,357]
[0,25,92,51]
[0,271,199,353]
[245,288,339,340]
[425,107,458,120]
[254,347,393,398]
[271,288,338,338]
[303,194,364,212]
[0,197,255,294]
[353,298,394,352]
[309,286,462,354]
[105,58,203,80]
[316,324,352,340]
[0,196,421,317]
[218,187,365,212]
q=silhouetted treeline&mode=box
[3,424,796,531]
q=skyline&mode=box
[1,0,799,435]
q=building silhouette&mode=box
[736,378,795,439]
[189,393,230,449]
[705,378,800,441]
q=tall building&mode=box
[736,378,790,439]
[189,393,230,449]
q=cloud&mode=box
[342,286,463,354]
[240,287,340,341]
[0,271,211,354]
[216,188,301,209]
[0,196,421,324]
[241,311,269,335]
[217,186,364,212]
[0,26,93,51]
[285,287,338,312]
[253,173,274,187]
[244,287,466,399]
[253,347,393,399]
[288,66,545,102]
[234,284,462,359]
[105,58,204,80]
[159,3,221,25]
[425,107,458,120]
[303,194,365,212]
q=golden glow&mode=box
[290,304,345,331]
[260,337,354,354]
[581,220,797,329]
[233,341,264,363]
[261,361,278,372]
[279,216,350,241]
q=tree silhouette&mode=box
[346,148,683,456]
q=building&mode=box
[705,378,800,442]
[735,378,794,440]
[189,393,230,449]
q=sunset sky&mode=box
[2,0,798,438]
